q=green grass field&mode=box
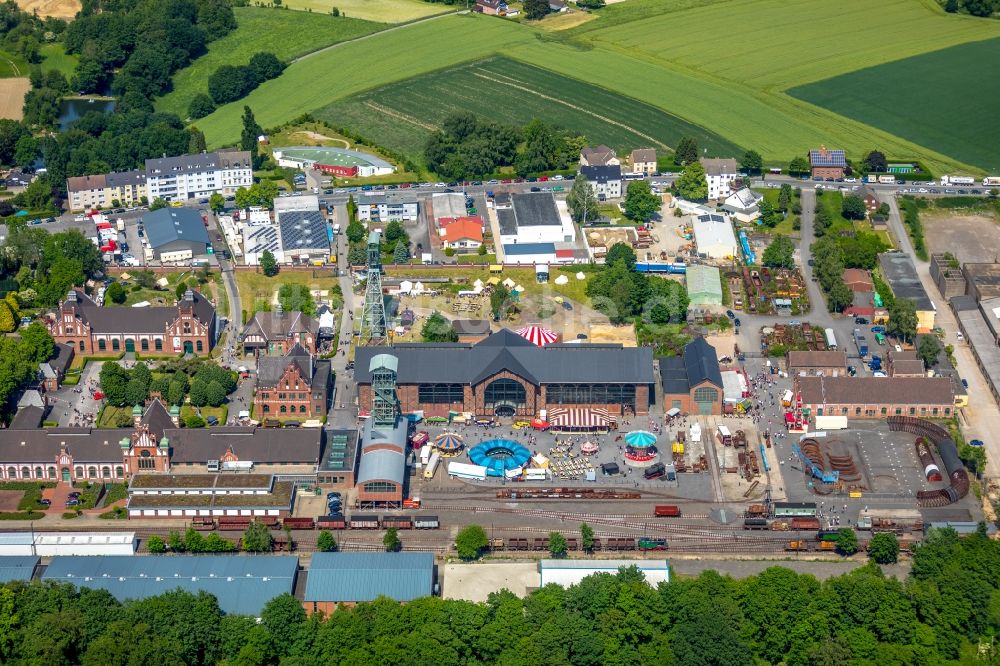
[0,49,27,78]
[789,38,1000,173]
[157,7,386,119]
[315,56,741,165]
[282,0,449,22]
[195,2,1000,175]
[578,0,1000,88]
[40,43,79,78]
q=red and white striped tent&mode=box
[548,407,613,430]
[516,325,558,346]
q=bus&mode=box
[769,167,782,175]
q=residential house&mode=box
[842,268,874,293]
[860,186,879,211]
[51,288,218,355]
[580,165,622,200]
[548,0,567,10]
[39,343,75,392]
[145,150,252,202]
[475,0,507,14]
[443,217,484,250]
[658,337,724,415]
[579,145,619,168]
[722,188,762,223]
[241,306,319,355]
[254,343,332,419]
[66,170,147,212]
[699,158,739,200]
[629,148,657,175]
[809,147,847,179]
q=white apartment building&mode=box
[145,150,252,202]
[700,158,740,200]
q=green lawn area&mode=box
[198,2,993,175]
[181,404,229,425]
[815,190,851,231]
[97,405,134,428]
[315,55,740,166]
[755,188,800,237]
[157,7,386,118]
[790,38,1000,172]
[235,270,342,317]
[282,0,450,22]
[40,43,79,78]
[0,49,27,78]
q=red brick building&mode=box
[51,289,217,355]
[809,147,847,179]
[240,306,318,356]
[354,329,654,423]
[253,344,332,419]
[797,375,955,419]
[659,337,724,415]
[39,343,75,391]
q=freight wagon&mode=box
[773,502,818,517]
[654,505,682,517]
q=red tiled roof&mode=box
[445,218,483,243]
[555,249,575,258]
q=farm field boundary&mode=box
[573,0,1000,90]
[788,38,1000,173]
[314,56,741,165]
[157,7,387,119]
[281,0,448,23]
[197,12,983,175]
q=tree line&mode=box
[191,52,285,119]
[425,112,584,181]
[1,526,998,664]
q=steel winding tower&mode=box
[360,230,387,346]
[369,353,399,427]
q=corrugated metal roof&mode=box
[304,552,433,602]
[43,555,297,616]
[0,556,39,582]
[540,559,667,570]
[141,207,210,250]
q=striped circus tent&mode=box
[434,432,465,455]
[548,407,612,429]
[516,325,558,346]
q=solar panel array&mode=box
[279,211,328,251]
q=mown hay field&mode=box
[157,7,386,119]
[789,38,1000,173]
[579,0,1000,89]
[315,56,741,164]
[281,0,449,23]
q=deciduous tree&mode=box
[548,532,568,557]
[674,136,698,165]
[842,194,866,220]
[868,532,900,563]
[260,250,278,277]
[676,160,708,200]
[917,335,941,368]
[316,530,337,552]
[383,527,402,552]
[455,524,488,560]
[887,298,917,343]
[740,149,763,175]
[623,180,660,222]
[836,528,859,556]
[242,520,273,552]
[566,174,598,224]
[421,311,457,342]
[762,234,795,269]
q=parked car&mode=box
[726,310,735,319]
[38,498,51,506]
[561,301,573,311]
[962,379,969,389]
[734,318,741,327]
[65,498,79,506]
[970,439,985,447]
[854,316,869,325]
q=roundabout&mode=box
[468,439,533,477]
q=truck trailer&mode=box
[854,328,869,358]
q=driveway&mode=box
[883,196,1000,476]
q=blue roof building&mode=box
[0,556,39,582]
[304,552,434,611]
[42,555,298,616]
[140,207,210,260]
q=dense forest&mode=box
[2,526,999,665]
